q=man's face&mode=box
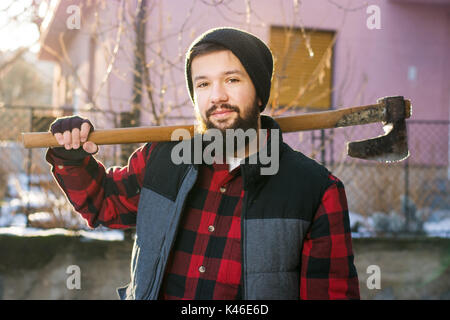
[191,49,261,133]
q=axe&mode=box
[21,96,411,162]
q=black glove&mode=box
[50,115,94,135]
[49,116,96,160]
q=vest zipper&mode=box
[143,254,161,299]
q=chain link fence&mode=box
[286,119,450,235]
[0,105,449,235]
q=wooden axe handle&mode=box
[21,100,411,148]
[22,124,196,148]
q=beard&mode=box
[202,100,260,133]
[196,99,261,158]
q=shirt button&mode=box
[57,165,64,170]
[219,186,226,193]
[199,266,206,273]
[208,225,215,233]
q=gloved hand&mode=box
[49,115,98,159]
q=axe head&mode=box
[347,96,411,163]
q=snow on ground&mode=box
[5,208,447,241]
[423,218,450,238]
[6,173,54,200]
[349,211,375,238]
[349,210,450,238]
[0,226,124,241]
[0,209,124,241]
[78,229,125,241]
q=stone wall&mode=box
[0,234,448,300]
[0,234,132,300]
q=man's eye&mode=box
[197,82,208,88]
[227,78,239,83]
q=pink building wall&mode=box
[148,0,449,119]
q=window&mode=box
[269,26,335,110]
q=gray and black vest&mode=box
[117,116,332,300]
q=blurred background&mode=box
[0,0,449,300]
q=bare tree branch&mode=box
[0,47,28,75]
[92,0,125,104]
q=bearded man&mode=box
[46,27,360,300]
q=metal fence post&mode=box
[404,156,410,232]
[26,107,33,227]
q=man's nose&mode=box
[210,83,228,105]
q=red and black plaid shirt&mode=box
[46,142,360,300]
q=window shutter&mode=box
[269,26,334,110]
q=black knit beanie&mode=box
[185,27,274,112]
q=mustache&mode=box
[206,104,240,118]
